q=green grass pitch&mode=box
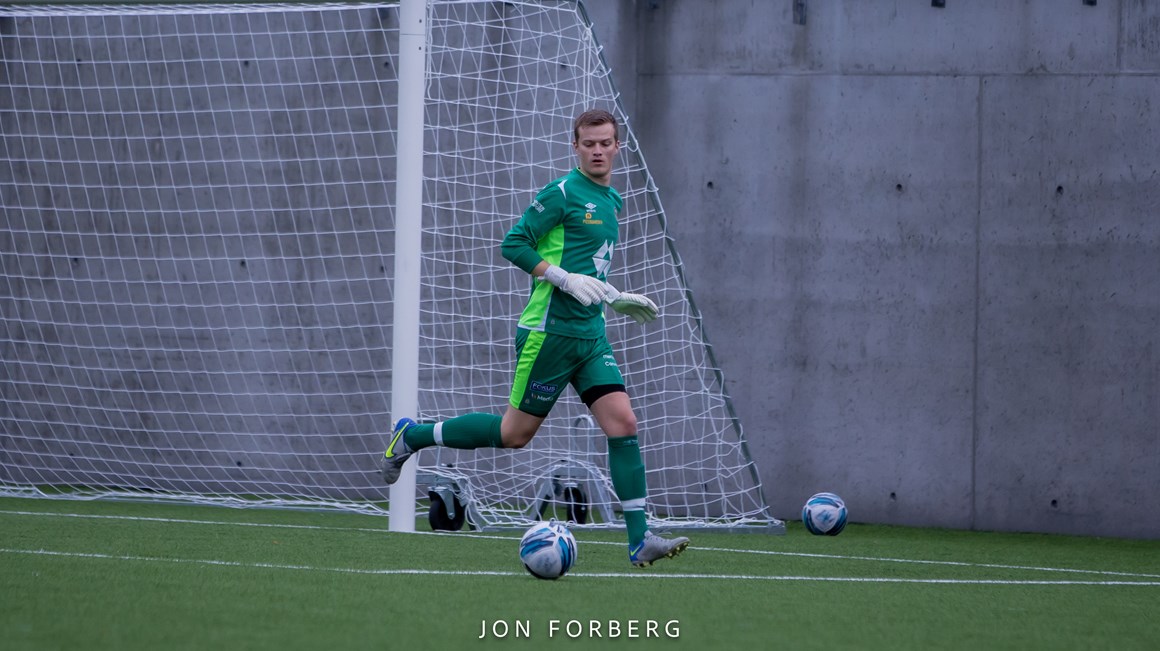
[2,496,1158,650]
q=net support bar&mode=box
[388,0,429,533]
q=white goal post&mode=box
[0,0,783,532]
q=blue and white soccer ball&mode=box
[519,520,577,580]
[802,492,848,536]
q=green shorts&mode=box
[509,328,625,417]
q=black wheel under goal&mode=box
[428,491,467,531]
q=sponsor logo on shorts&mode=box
[530,381,558,394]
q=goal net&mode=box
[0,0,781,531]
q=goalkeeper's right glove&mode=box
[541,265,607,306]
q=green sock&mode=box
[607,435,648,547]
[403,413,503,451]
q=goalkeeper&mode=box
[381,109,688,567]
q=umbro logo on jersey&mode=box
[583,202,603,225]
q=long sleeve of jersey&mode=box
[500,182,565,274]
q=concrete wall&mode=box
[582,0,1160,538]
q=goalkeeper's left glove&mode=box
[602,283,659,324]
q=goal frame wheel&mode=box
[563,485,589,525]
[428,491,467,531]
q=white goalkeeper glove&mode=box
[541,264,607,306]
[602,283,659,324]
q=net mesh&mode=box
[0,0,779,530]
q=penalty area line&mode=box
[2,548,1160,586]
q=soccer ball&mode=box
[802,492,848,536]
[519,520,577,580]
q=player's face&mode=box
[573,122,620,184]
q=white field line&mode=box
[691,545,1160,580]
[2,547,1159,586]
[2,509,1158,581]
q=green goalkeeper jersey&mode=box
[501,167,623,339]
